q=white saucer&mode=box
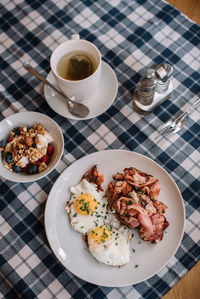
[44,61,118,120]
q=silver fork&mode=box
[155,97,200,140]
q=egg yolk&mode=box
[75,193,98,215]
[89,226,112,244]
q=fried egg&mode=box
[66,179,109,234]
[87,225,131,266]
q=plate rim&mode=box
[44,149,185,287]
[44,61,118,120]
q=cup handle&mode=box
[71,34,80,40]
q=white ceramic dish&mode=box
[0,112,64,183]
[44,61,118,120]
[45,150,185,287]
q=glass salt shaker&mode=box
[152,63,173,94]
[136,68,156,106]
[132,63,173,115]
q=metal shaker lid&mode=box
[151,63,173,83]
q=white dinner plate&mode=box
[44,150,185,287]
[44,61,118,120]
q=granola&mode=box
[0,124,54,174]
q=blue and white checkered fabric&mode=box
[0,0,200,298]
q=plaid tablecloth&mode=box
[1,0,200,298]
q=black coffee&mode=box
[57,51,97,81]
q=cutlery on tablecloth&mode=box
[155,97,200,140]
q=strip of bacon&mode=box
[124,167,158,188]
[149,181,161,200]
[140,214,169,243]
[153,200,167,214]
[106,167,169,244]
[82,165,104,191]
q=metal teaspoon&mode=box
[23,62,90,118]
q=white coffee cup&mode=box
[50,34,101,103]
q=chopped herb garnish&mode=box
[103,229,108,238]
[122,214,129,217]
[134,264,139,268]
[132,248,135,253]
[73,213,77,217]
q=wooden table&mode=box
[163,2,200,298]
[167,0,200,23]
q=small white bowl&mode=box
[0,111,64,183]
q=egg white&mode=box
[66,179,109,234]
[87,225,131,266]
[65,178,132,266]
